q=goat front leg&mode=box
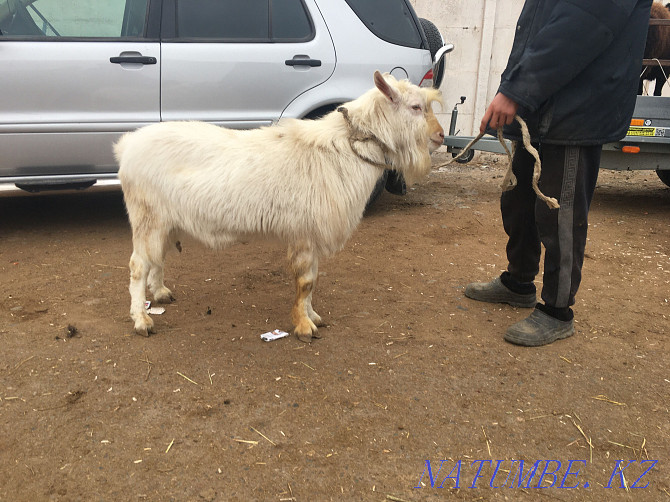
[289,244,324,342]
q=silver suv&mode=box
[0,0,450,193]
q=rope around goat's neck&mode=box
[337,106,392,170]
[440,115,559,209]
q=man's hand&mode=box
[480,93,519,134]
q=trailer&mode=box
[443,94,670,188]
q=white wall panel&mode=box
[411,0,523,136]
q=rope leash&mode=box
[338,106,392,170]
[436,115,559,209]
[640,57,669,89]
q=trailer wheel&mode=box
[656,169,670,187]
[453,148,475,164]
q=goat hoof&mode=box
[296,332,313,343]
[154,288,175,304]
[135,326,153,337]
[294,317,320,342]
[296,329,321,343]
[296,328,323,343]
[310,313,325,327]
[134,318,155,337]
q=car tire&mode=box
[304,106,388,214]
[365,170,389,213]
[420,18,445,88]
[656,169,670,187]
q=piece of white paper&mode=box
[145,301,165,315]
[260,329,290,342]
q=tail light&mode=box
[420,69,434,88]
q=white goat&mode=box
[115,71,443,341]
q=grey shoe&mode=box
[464,276,536,308]
[504,309,574,347]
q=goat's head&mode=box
[368,71,444,184]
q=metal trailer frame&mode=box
[442,95,670,186]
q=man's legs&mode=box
[505,143,601,345]
[465,143,601,346]
[501,145,543,289]
[465,145,540,306]
[534,144,601,312]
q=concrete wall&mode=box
[410,0,524,136]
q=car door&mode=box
[0,0,160,182]
[160,0,336,128]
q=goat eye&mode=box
[412,104,422,112]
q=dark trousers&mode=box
[502,144,601,308]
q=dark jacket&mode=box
[498,0,652,145]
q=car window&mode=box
[344,0,422,49]
[174,0,313,41]
[271,0,312,40]
[0,0,148,38]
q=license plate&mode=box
[627,126,667,137]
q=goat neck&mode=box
[337,106,392,170]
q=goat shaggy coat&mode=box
[115,71,442,341]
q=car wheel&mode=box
[303,104,339,120]
[365,170,389,213]
[304,106,388,213]
[420,18,445,88]
[656,169,670,187]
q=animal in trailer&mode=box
[639,1,670,96]
[115,71,443,342]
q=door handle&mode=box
[285,57,321,67]
[110,56,157,65]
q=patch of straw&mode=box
[233,438,258,445]
[176,372,199,386]
[386,496,411,502]
[591,395,626,406]
[481,426,492,458]
[11,355,35,374]
[250,426,276,446]
[571,417,593,463]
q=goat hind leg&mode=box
[147,234,176,304]
[148,266,175,304]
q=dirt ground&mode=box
[1,151,669,502]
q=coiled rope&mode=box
[438,115,559,209]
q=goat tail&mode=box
[113,132,131,166]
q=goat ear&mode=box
[374,70,400,104]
